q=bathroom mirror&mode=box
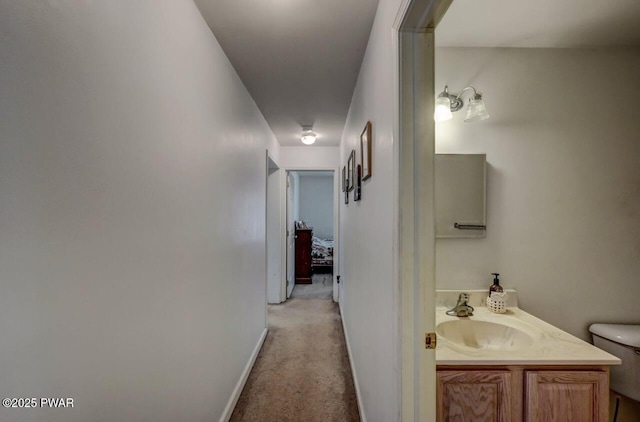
[435,154,486,238]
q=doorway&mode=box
[288,170,335,300]
[282,169,339,303]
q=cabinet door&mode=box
[525,371,608,422]
[435,154,486,238]
[437,370,513,422]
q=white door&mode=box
[266,154,281,304]
[285,173,296,298]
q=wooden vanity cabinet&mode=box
[437,366,609,422]
[437,370,517,422]
[525,370,608,422]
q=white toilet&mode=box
[589,323,640,402]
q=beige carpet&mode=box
[230,298,360,421]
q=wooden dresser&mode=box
[295,228,313,284]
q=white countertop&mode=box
[436,291,621,366]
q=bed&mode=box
[311,236,334,274]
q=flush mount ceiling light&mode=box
[434,85,490,123]
[301,126,316,145]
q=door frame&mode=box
[265,151,281,308]
[280,166,340,303]
[393,0,453,420]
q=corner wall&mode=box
[435,47,640,341]
[0,1,278,421]
[338,0,404,420]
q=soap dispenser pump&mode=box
[489,273,503,297]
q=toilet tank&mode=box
[589,323,640,402]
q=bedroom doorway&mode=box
[284,170,337,302]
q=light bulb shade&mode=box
[301,130,316,145]
[464,97,490,123]
[434,96,453,122]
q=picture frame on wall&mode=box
[347,150,356,192]
[342,166,346,192]
[354,165,362,201]
[360,121,372,181]
[344,165,349,204]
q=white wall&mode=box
[279,146,339,169]
[338,0,403,420]
[298,174,334,239]
[435,47,640,341]
[0,1,278,421]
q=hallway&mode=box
[231,276,359,421]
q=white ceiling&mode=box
[194,0,379,146]
[436,0,640,48]
[195,0,640,148]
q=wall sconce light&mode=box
[301,126,317,145]
[434,85,490,123]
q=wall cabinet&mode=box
[435,154,487,238]
[437,366,609,422]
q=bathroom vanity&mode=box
[435,290,620,422]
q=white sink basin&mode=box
[437,319,538,351]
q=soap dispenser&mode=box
[489,273,503,297]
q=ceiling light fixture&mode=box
[434,85,490,123]
[301,126,317,145]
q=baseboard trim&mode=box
[339,303,367,422]
[219,328,268,422]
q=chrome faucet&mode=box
[446,293,474,317]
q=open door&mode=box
[266,153,281,305]
[285,172,296,299]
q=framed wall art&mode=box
[347,150,356,192]
[354,165,362,201]
[360,121,372,181]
